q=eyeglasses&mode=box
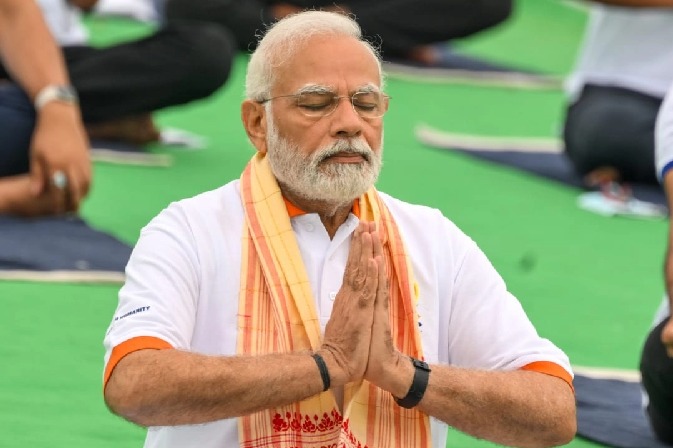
[258,91,390,119]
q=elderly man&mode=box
[103,11,576,448]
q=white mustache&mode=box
[316,139,374,163]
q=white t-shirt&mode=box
[565,5,673,101]
[103,181,573,448]
[656,82,673,180]
[37,0,88,46]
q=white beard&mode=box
[265,117,382,205]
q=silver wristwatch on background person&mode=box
[34,85,79,110]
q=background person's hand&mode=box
[29,102,91,214]
[319,222,379,386]
[664,219,673,357]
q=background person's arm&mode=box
[656,84,673,356]
[0,0,90,213]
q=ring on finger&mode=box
[52,171,68,190]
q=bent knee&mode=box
[167,22,236,96]
[478,0,514,28]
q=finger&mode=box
[65,171,81,213]
[344,224,364,274]
[374,255,390,313]
[52,182,67,214]
[359,229,374,269]
[359,257,379,309]
[30,159,46,196]
[47,170,68,214]
[371,226,383,261]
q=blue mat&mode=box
[0,215,132,283]
[575,374,670,448]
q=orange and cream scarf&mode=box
[237,153,431,448]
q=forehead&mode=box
[273,34,381,94]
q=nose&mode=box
[329,97,363,138]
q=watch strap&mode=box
[394,357,431,409]
[34,85,79,110]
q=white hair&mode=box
[245,10,383,101]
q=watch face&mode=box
[56,86,78,102]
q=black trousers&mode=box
[164,0,512,58]
[0,21,235,123]
[640,317,673,445]
[563,84,663,185]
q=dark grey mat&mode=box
[414,125,665,206]
[90,139,172,167]
[456,150,666,207]
[575,374,671,448]
[383,44,563,89]
[0,215,132,283]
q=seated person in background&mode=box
[102,11,576,448]
[0,0,90,217]
[163,0,513,68]
[563,0,673,187]
[641,81,673,445]
[0,0,235,147]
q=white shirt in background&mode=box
[566,5,673,102]
[36,0,88,46]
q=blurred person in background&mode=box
[0,0,90,216]
[642,80,673,445]
[563,0,673,187]
[163,0,513,68]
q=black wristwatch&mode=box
[394,357,431,409]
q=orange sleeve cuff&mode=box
[520,361,575,392]
[104,336,174,387]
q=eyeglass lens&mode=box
[295,92,386,118]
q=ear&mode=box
[241,100,268,154]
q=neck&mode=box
[281,186,355,239]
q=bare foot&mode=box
[0,175,65,217]
[271,3,350,20]
[406,45,438,65]
[86,113,160,146]
[584,166,621,188]
[270,3,303,19]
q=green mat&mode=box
[0,1,666,447]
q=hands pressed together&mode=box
[318,221,414,398]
